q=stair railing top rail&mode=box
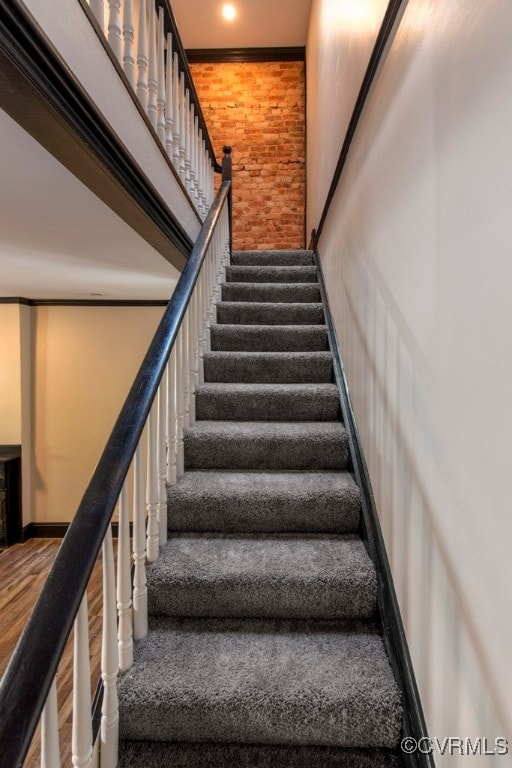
[0,176,231,768]
[81,0,221,218]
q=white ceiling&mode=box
[172,0,312,49]
[0,109,179,300]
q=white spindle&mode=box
[157,384,168,545]
[166,350,177,485]
[136,0,148,109]
[90,0,105,32]
[147,6,158,129]
[132,445,148,640]
[156,9,166,146]
[193,115,200,208]
[189,104,196,200]
[100,526,119,768]
[182,311,191,430]
[165,33,174,159]
[122,0,135,88]
[185,91,192,193]
[117,482,133,672]
[178,72,186,181]
[41,679,60,768]
[175,329,185,478]
[197,268,206,383]
[72,595,93,768]
[107,0,122,62]
[146,403,159,561]
[197,129,205,217]
[172,53,180,171]
[187,297,196,426]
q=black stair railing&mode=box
[0,161,232,766]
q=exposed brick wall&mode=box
[190,61,305,251]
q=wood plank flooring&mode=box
[0,539,105,767]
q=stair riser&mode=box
[204,354,333,383]
[196,390,340,421]
[226,266,318,283]
[231,250,315,266]
[211,326,328,352]
[217,303,325,325]
[119,741,402,768]
[184,433,349,470]
[222,283,321,303]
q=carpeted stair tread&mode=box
[231,249,315,266]
[167,471,361,533]
[184,421,348,470]
[118,617,402,748]
[147,534,376,619]
[217,302,325,325]
[196,383,339,421]
[226,265,318,284]
[204,351,333,383]
[222,282,321,303]
[210,324,328,352]
[119,740,401,768]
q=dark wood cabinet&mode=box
[0,446,22,548]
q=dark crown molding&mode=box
[0,297,168,307]
[186,47,305,64]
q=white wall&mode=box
[307,0,512,761]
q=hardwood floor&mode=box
[0,538,104,767]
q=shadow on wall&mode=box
[321,243,511,761]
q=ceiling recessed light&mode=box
[222,3,237,21]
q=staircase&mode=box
[117,249,403,767]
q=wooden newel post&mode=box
[222,145,233,252]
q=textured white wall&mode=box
[307,0,512,760]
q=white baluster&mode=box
[90,0,105,32]
[197,268,206,383]
[41,678,60,768]
[193,115,200,210]
[175,329,185,478]
[189,104,196,200]
[147,6,158,129]
[178,72,186,182]
[193,279,201,387]
[100,526,119,768]
[72,595,92,768]
[157,383,168,545]
[132,445,148,640]
[197,129,205,217]
[172,53,180,171]
[206,241,215,344]
[117,482,133,672]
[182,313,191,430]
[166,350,177,486]
[185,90,192,193]
[165,33,174,160]
[156,9,166,146]
[188,293,197,425]
[136,0,148,109]
[146,403,159,561]
[122,0,135,88]
[107,0,122,62]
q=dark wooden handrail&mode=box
[0,180,231,768]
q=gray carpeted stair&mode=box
[119,248,402,767]
[196,383,339,421]
[184,421,348,470]
[217,301,325,325]
[231,249,315,266]
[118,618,402,748]
[204,351,333,382]
[210,324,328,351]
[226,265,318,283]
[167,471,362,533]
[147,534,377,619]
[222,282,321,302]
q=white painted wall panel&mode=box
[308,0,512,758]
